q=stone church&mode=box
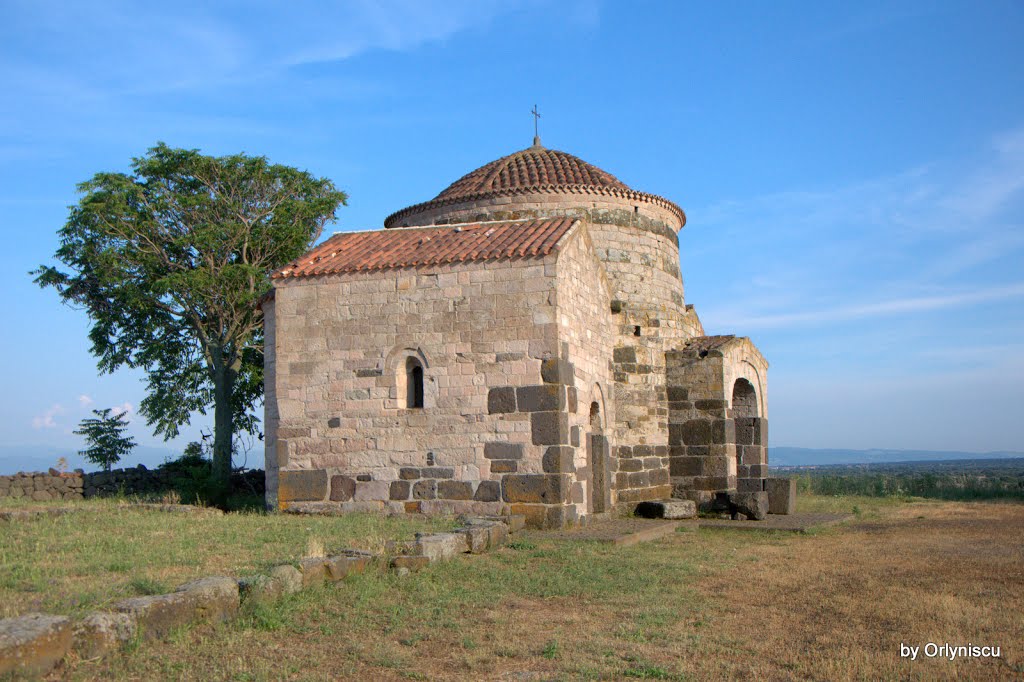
[262,136,769,527]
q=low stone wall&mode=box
[0,471,83,502]
[0,512,518,676]
[0,467,265,501]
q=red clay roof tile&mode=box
[272,218,578,279]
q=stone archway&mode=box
[587,396,610,514]
[731,378,765,492]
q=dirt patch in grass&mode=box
[46,497,1024,680]
[689,501,1024,680]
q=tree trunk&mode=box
[212,363,236,504]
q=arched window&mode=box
[406,357,424,409]
[732,378,758,418]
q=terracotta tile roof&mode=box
[435,145,630,199]
[272,218,578,279]
[383,144,685,229]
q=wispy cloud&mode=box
[77,394,94,408]
[692,126,1024,335]
[1,1,517,102]
[110,402,134,421]
[31,403,64,429]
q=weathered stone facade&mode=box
[264,140,769,527]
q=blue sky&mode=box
[1,0,1022,461]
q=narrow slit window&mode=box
[406,357,424,409]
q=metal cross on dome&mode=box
[531,104,542,146]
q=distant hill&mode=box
[0,444,179,475]
[769,446,1024,467]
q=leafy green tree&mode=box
[74,408,136,472]
[35,143,347,501]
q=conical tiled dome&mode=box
[434,144,630,200]
[384,141,685,229]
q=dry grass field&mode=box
[15,494,1015,681]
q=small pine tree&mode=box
[74,408,136,472]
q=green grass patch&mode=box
[0,498,454,618]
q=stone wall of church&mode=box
[265,253,593,526]
[551,226,615,522]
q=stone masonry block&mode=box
[420,467,454,479]
[484,442,523,460]
[487,387,516,414]
[413,480,436,500]
[766,478,797,515]
[516,384,565,412]
[390,480,410,500]
[540,358,575,385]
[489,460,517,473]
[542,446,575,473]
[330,475,356,502]
[531,411,570,445]
[354,481,389,501]
[502,474,569,504]
[613,346,637,363]
[712,419,736,444]
[278,469,328,503]
[437,480,474,500]
[473,480,501,502]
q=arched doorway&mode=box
[731,378,761,492]
[588,398,609,514]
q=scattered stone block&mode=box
[731,491,769,520]
[0,613,73,676]
[634,499,696,520]
[414,532,470,562]
[238,575,284,605]
[72,612,136,659]
[390,555,430,573]
[297,558,330,587]
[325,551,372,581]
[113,576,238,642]
[454,525,491,553]
[268,564,303,596]
[766,478,797,515]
